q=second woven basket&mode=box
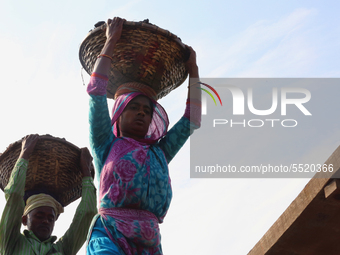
[0,135,94,207]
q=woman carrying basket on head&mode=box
[86,17,201,254]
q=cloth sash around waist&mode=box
[99,207,161,248]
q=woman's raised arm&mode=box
[92,17,125,76]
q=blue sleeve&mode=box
[89,94,114,182]
[157,116,193,163]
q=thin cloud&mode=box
[207,8,317,77]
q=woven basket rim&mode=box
[0,134,79,166]
[79,20,187,62]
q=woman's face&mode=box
[118,95,153,139]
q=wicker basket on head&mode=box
[0,135,94,207]
[79,19,190,100]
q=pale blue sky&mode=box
[0,1,339,254]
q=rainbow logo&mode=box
[197,82,222,106]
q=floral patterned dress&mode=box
[86,73,200,254]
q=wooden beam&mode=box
[248,145,340,255]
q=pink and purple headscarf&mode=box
[111,82,169,144]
